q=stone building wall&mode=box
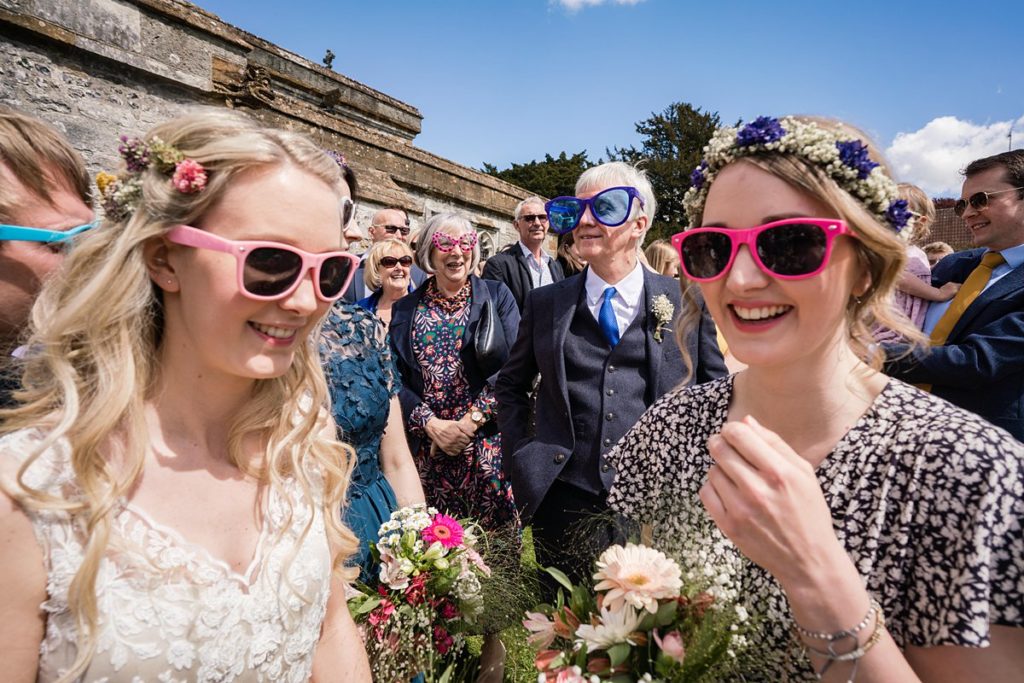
[0,0,530,255]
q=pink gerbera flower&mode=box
[171,158,207,194]
[422,513,463,548]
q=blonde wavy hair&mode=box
[675,117,924,378]
[363,237,415,291]
[0,108,358,681]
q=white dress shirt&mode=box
[518,241,554,289]
[584,261,645,338]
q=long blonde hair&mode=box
[675,117,924,378]
[0,108,358,681]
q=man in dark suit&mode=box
[495,163,727,583]
[482,196,565,311]
[885,150,1024,440]
[342,206,426,302]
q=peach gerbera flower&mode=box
[592,543,682,613]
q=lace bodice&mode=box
[2,430,332,683]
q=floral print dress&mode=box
[407,280,517,532]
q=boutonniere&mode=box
[652,294,675,343]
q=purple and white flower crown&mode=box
[95,135,207,221]
[683,116,911,232]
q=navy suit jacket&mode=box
[389,276,521,455]
[481,242,565,312]
[495,267,727,521]
[342,260,427,303]
[884,248,1024,440]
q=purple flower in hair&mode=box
[118,135,150,173]
[690,161,708,189]
[736,116,786,147]
[886,199,912,231]
[836,140,879,180]
[324,149,348,169]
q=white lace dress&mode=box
[2,429,333,683]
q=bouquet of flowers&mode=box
[348,505,493,682]
[523,543,748,683]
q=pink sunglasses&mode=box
[432,231,477,253]
[165,225,359,301]
[672,218,852,282]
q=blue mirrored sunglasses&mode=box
[544,186,645,235]
[0,222,97,243]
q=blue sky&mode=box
[199,0,1023,196]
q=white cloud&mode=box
[554,0,645,11]
[886,115,1024,197]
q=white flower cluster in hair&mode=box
[683,116,901,229]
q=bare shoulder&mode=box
[0,476,47,679]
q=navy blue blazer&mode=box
[494,268,727,521]
[481,242,565,312]
[884,248,1024,440]
[389,276,521,454]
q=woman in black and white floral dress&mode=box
[607,116,1023,681]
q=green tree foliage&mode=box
[608,102,721,243]
[482,151,594,201]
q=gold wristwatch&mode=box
[470,410,485,426]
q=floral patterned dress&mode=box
[406,280,517,532]
[320,303,401,582]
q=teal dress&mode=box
[320,303,401,583]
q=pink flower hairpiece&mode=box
[98,135,207,220]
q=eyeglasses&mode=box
[340,198,356,229]
[166,225,359,301]
[545,186,645,235]
[0,222,96,243]
[672,218,852,282]
[518,213,548,224]
[432,231,477,253]
[373,224,411,237]
[379,255,413,268]
[953,187,1024,217]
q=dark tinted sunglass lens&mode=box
[953,199,968,217]
[342,200,355,227]
[319,256,352,298]
[244,247,303,296]
[547,200,581,234]
[399,256,412,266]
[681,232,732,279]
[970,192,989,211]
[757,224,827,276]
[380,257,397,267]
[592,188,631,226]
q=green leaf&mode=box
[543,566,575,593]
[607,642,631,667]
[655,600,678,627]
[352,597,381,615]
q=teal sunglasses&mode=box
[0,222,97,243]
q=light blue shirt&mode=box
[518,241,553,289]
[922,242,1024,335]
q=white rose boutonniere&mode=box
[652,294,675,343]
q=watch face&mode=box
[471,410,483,422]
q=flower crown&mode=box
[95,136,207,221]
[683,116,910,232]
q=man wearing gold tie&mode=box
[885,150,1024,440]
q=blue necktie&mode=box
[599,286,620,347]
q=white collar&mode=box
[518,240,550,263]
[584,260,645,306]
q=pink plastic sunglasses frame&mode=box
[671,218,852,283]
[431,231,477,253]
[165,225,359,301]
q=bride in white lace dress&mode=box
[0,110,370,682]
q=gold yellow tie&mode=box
[919,251,1005,392]
[929,251,1005,346]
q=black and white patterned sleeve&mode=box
[903,421,1024,647]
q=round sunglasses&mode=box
[672,218,852,282]
[953,187,1024,217]
[379,255,413,268]
[432,231,477,252]
[166,225,359,301]
[544,186,645,235]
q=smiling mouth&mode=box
[249,321,297,340]
[730,304,792,322]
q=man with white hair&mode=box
[482,196,565,311]
[496,162,726,584]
